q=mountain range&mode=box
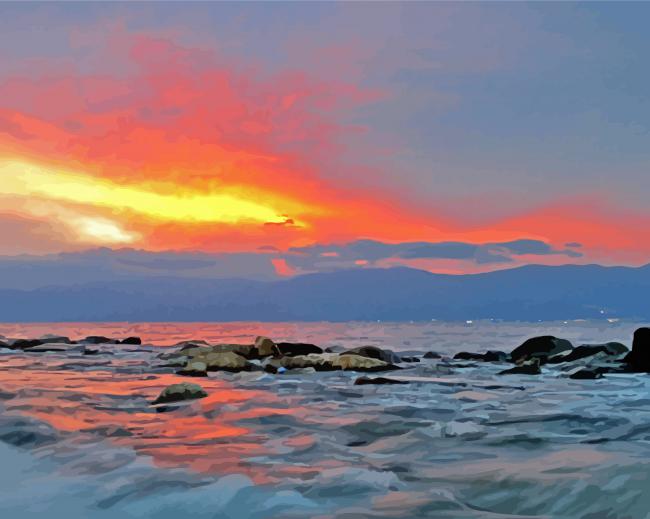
[0,250,649,321]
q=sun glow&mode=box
[0,159,297,226]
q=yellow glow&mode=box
[0,159,292,225]
[76,217,138,244]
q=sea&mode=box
[0,320,649,519]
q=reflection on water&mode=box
[0,320,649,518]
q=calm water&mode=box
[1,320,649,518]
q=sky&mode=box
[1,2,649,276]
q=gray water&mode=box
[0,320,649,518]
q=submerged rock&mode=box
[623,327,650,372]
[271,353,398,372]
[454,350,507,362]
[152,382,208,405]
[510,336,573,365]
[423,351,442,359]
[38,334,72,344]
[8,339,43,350]
[25,343,86,353]
[81,336,117,344]
[569,367,604,380]
[342,345,401,364]
[354,376,408,385]
[401,356,420,363]
[499,358,541,375]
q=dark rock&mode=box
[152,382,208,405]
[510,336,573,365]
[354,376,409,385]
[341,346,400,363]
[454,350,507,362]
[623,327,650,372]
[25,343,86,353]
[423,351,442,359]
[120,337,142,345]
[401,356,420,363]
[38,334,72,344]
[82,336,116,344]
[271,353,399,372]
[254,336,277,357]
[177,340,211,350]
[548,342,628,364]
[8,339,43,350]
[275,342,323,357]
[499,358,541,375]
[569,368,604,380]
[177,360,208,377]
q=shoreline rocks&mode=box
[510,336,573,365]
[152,382,208,405]
[623,327,650,372]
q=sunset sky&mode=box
[1,2,650,276]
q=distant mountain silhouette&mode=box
[1,263,649,322]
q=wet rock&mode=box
[177,360,208,377]
[25,343,86,353]
[177,340,210,350]
[272,353,398,372]
[120,337,142,345]
[38,334,72,344]
[275,342,323,357]
[341,345,400,364]
[190,351,257,372]
[499,358,541,375]
[510,336,573,365]
[152,382,208,405]
[255,336,277,357]
[454,350,507,362]
[623,327,650,372]
[8,339,43,350]
[354,376,408,385]
[548,342,628,364]
[401,356,420,363]
[569,367,604,380]
[82,336,117,344]
[423,351,442,359]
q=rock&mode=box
[120,337,142,345]
[275,342,323,357]
[177,340,210,350]
[152,383,208,405]
[499,358,541,375]
[623,327,650,372]
[190,351,257,372]
[81,336,117,344]
[177,360,208,377]
[255,336,277,357]
[453,350,506,362]
[354,376,408,385]
[272,353,398,372]
[423,351,442,359]
[548,342,628,364]
[25,343,86,353]
[510,336,573,365]
[569,367,604,380]
[401,356,420,363]
[8,339,43,349]
[341,345,400,364]
[38,334,72,344]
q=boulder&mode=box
[341,345,400,364]
[354,376,408,385]
[499,358,541,375]
[177,360,208,377]
[180,343,257,360]
[510,336,573,365]
[453,352,484,361]
[177,340,210,350]
[120,337,142,345]
[401,356,420,363]
[423,351,442,359]
[623,327,650,372]
[152,383,207,405]
[8,339,43,349]
[255,336,277,357]
[272,353,398,372]
[275,342,323,357]
[190,351,257,372]
[548,342,628,364]
[82,336,116,344]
